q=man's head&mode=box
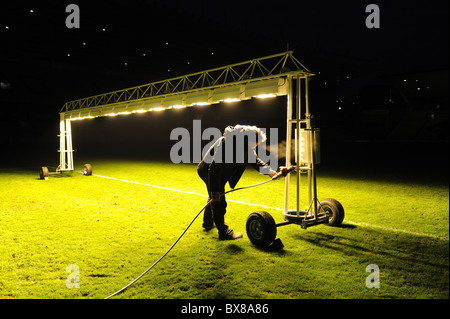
[223,125,267,149]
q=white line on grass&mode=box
[343,221,446,240]
[93,174,206,197]
[92,173,447,240]
[93,174,281,211]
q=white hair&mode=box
[223,124,267,148]
[223,125,267,145]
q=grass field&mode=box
[0,152,448,299]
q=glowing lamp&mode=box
[223,98,240,103]
[211,86,241,103]
[295,128,320,166]
[255,94,277,99]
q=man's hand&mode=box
[270,167,295,180]
[268,170,277,178]
[280,167,290,176]
[211,192,221,202]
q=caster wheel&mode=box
[319,198,345,226]
[83,164,92,176]
[246,211,277,248]
[40,167,49,180]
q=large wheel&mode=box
[39,167,49,180]
[319,198,344,226]
[83,164,92,176]
[246,211,277,248]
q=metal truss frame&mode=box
[57,51,312,172]
[60,51,311,115]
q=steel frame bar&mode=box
[60,51,312,113]
[57,115,74,172]
[283,73,321,226]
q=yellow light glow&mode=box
[105,113,118,117]
[295,129,310,164]
[172,105,186,109]
[152,107,165,112]
[255,94,277,99]
[118,111,132,115]
[71,116,94,121]
[192,102,211,106]
[223,98,240,103]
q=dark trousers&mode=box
[198,171,229,234]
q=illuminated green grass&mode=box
[0,160,448,299]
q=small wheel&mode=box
[83,164,92,176]
[319,198,344,226]
[246,211,277,248]
[39,167,49,180]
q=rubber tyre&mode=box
[319,198,344,226]
[83,164,92,176]
[246,211,277,248]
[39,167,49,180]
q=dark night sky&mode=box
[0,0,448,166]
[164,0,449,71]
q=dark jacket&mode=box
[197,136,269,192]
